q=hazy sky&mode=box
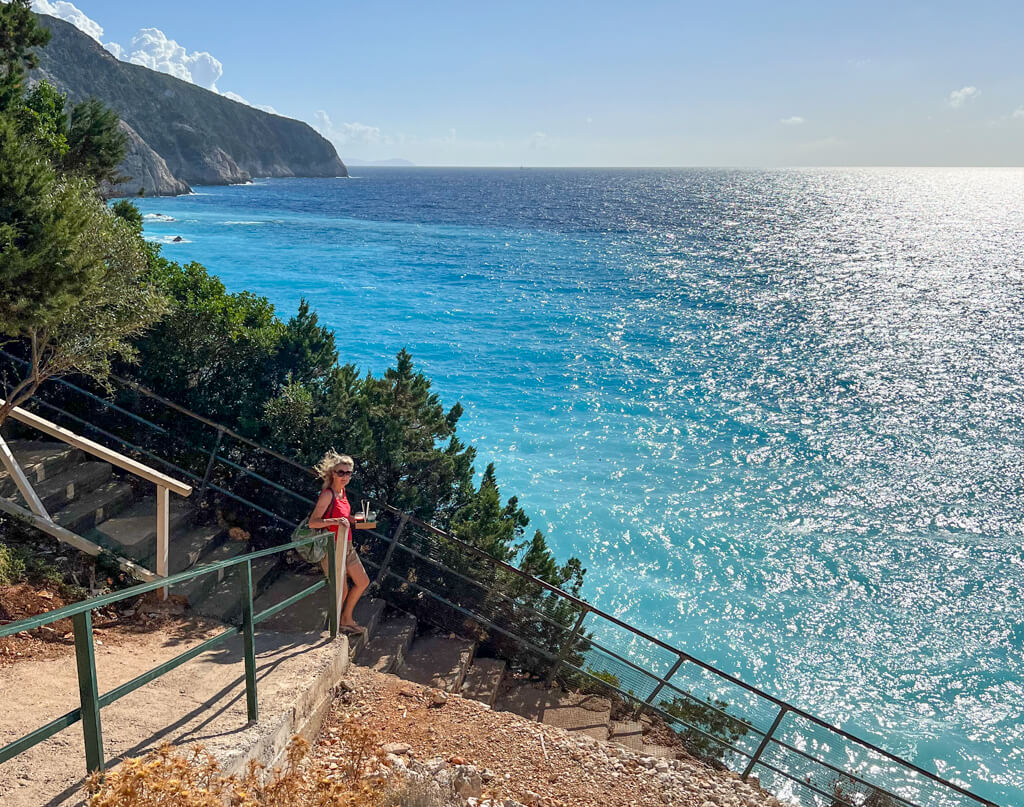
[31,0,1024,166]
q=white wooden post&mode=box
[156,484,170,599]
[0,433,50,519]
[333,524,350,629]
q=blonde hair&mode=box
[314,450,354,483]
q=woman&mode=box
[308,450,370,632]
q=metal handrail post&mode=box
[647,653,685,705]
[545,606,589,686]
[742,705,788,780]
[73,610,104,772]
[327,539,339,639]
[198,427,225,498]
[241,560,259,723]
[374,512,409,588]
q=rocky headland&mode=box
[30,13,347,196]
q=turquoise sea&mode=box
[132,168,1023,804]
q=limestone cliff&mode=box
[102,122,192,197]
[30,14,347,195]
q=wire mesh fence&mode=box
[0,356,998,807]
[361,516,994,807]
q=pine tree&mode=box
[347,350,474,518]
[449,463,527,562]
[0,7,166,425]
[273,299,338,389]
[17,80,68,160]
[0,0,49,113]
[63,97,127,184]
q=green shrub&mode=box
[829,780,901,807]
[586,668,621,690]
[0,543,27,585]
[658,693,750,763]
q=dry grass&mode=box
[85,720,400,807]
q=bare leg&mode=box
[339,561,370,629]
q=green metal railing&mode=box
[0,535,341,774]
[0,355,1002,807]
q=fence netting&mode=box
[0,355,995,807]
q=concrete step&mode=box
[461,657,506,708]
[88,495,194,566]
[252,571,388,638]
[348,597,387,656]
[609,719,644,752]
[402,634,476,693]
[163,523,226,574]
[52,479,134,534]
[494,681,612,742]
[356,613,417,674]
[254,572,330,633]
[173,539,249,605]
[541,693,612,742]
[639,741,679,759]
[0,440,84,497]
[3,460,111,512]
[636,714,685,759]
[189,555,279,623]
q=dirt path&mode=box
[0,624,342,807]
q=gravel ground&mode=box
[316,664,790,807]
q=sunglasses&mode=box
[333,469,353,477]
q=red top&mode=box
[323,489,352,543]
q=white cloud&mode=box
[31,0,103,41]
[948,86,979,108]
[125,28,223,91]
[31,2,278,112]
[32,0,124,57]
[780,116,805,126]
[1013,107,1024,120]
[527,131,548,149]
[222,91,277,115]
[313,111,383,145]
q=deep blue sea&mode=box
[132,168,1023,804]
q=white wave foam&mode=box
[146,234,193,244]
[221,220,264,226]
[142,213,176,222]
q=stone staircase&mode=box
[0,440,278,618]
[2,440,682,759]
[351,603,682,758]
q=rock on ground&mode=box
[316,664,792,807]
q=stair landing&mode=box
[460,656,506,708]
[495,681,612,741]
[401,634,476,693]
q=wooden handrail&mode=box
[1,400,192,497]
